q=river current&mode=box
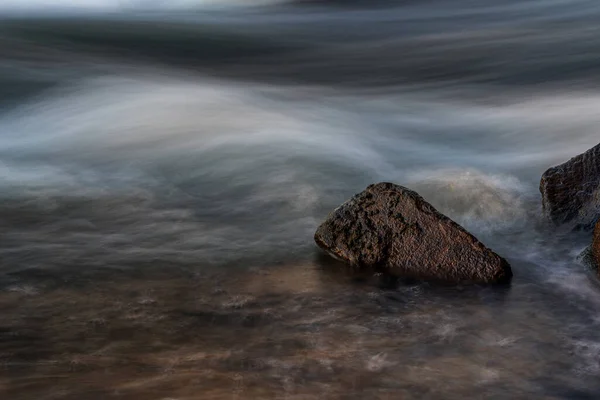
[1,1,600,398]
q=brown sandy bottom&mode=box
[0,263,591,400]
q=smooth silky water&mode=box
[1,1,600,398]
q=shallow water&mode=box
[1,1,600,398]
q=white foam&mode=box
[0,0,284,13]
[404,168,529,234]
[0,76,386,186]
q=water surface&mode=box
[1,1,600,398]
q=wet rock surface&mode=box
[593,221,600,274]
[540,142,600,228]
[314,182,512,284]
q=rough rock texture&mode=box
[314,182,512,284]
[540,142,600,228]
[593,220,600,273]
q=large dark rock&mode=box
[314,182,512,284]
[593,221,600,274]
[540,142,600,228]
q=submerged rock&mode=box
[314,182,512,284]
[540,142,600,228]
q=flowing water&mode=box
[1,1,600,398]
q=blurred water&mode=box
[1,1,600,399]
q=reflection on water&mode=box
[2,259,600,399]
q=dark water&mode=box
[1,1,600,398]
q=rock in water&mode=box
[593,221,600,273]
[314,182,512,284]
[540,142,600,228]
